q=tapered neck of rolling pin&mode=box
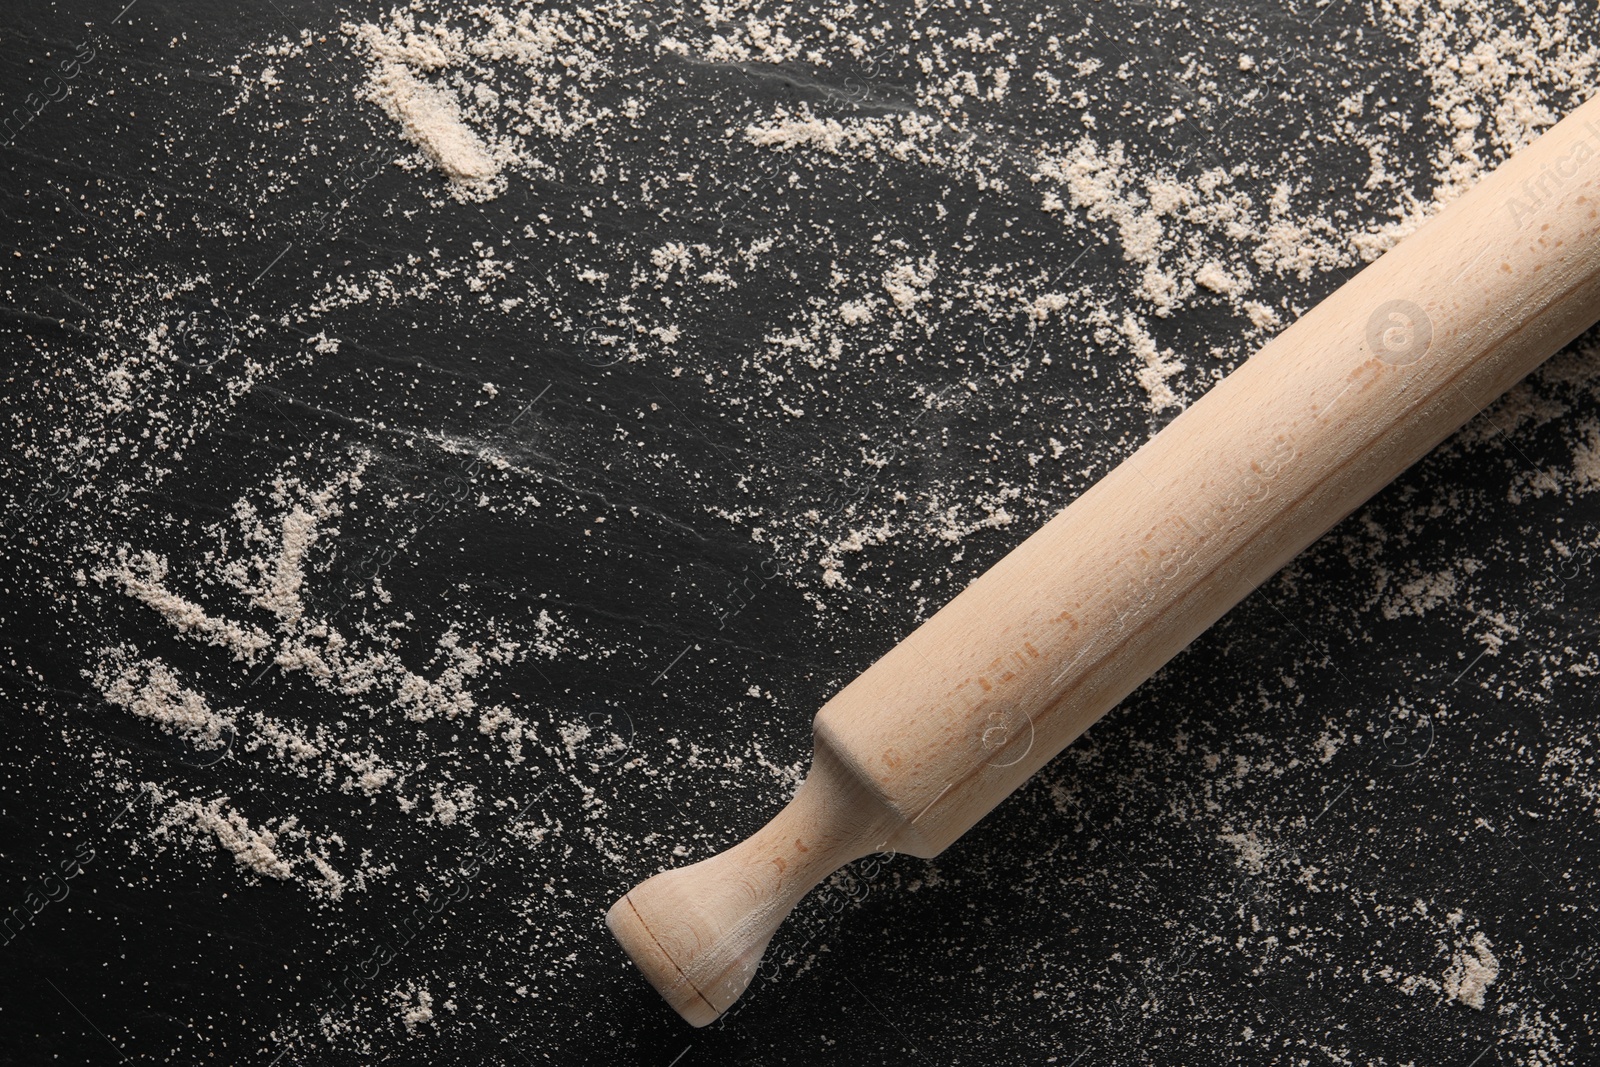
[606,741,895,1025]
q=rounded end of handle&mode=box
[607,742,896,1025]
[606,863,773,1027]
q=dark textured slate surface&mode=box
[2,1,1598,1063]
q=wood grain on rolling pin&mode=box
[610,94,1600,1026]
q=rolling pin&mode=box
[608,93,1600,1025]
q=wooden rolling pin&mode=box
[609,94,1600,1025]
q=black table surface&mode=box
[2,0,1598,1063]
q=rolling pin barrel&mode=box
[609,93,1600,1025]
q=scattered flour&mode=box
[94,549,272,663]
[881,253,939,312]
[1382,568,1460,620]
[1119,312,1186,413]
[396,984,435,1034]
[89,650,233,749]
[357,56,501,196]
[1443,932,1500,1010]
[14,1,1600,1061]
[1217,829,1271,876]
[345,6,615,201]
[157,794,295,881]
